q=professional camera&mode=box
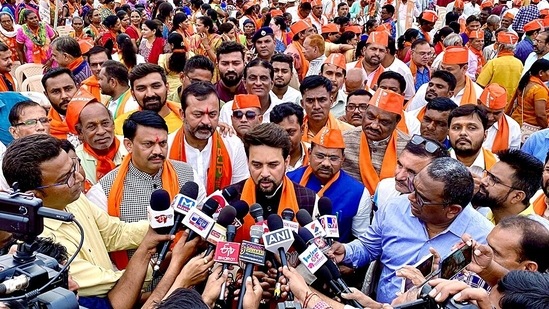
[0,189,80,309]
[392,284,479,309]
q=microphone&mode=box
[221,186,239,202]
[154,182,199,273]
[232,200,250,229]
[317,197,338,244]
[237,225,265,309]
[249,203,264,222]
[205,205,237,256]
[293,228,328,274]
[147,189,174,234]
[211,195,227,220]
[183,197,220,241]
[296,209,327,239]
[263,214,294,267]
[215,225,239,301]
[282,208,299,233]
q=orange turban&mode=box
[311,128,346,148]
[232,94,261,110]
[65,89,99,134]
[344,25,362,34]
[503,11,515,20]
[421,10,438,23]
[322,23,339,34]
[468,30,484,39]
[524,19,544,32]
[442,47,469,65]
[455,0,464,9]
[369,88,403,116]
[290,20,312,35]
[480,0,493,9]
[270,9,283,17]
[479,84,507,110]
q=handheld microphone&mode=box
[147,189,174,234]
[237,225,265,309]
[249,203,264,223]
[211,195,227,220]
[216,225,239,301]
[222,186,239,202]
[232,200,250,229]
[263,214,294,267]
[154,182,199,273]
[205,205,237,256]
[317,197,338,244]
[296,209,326,239]
[183,197,220,242]
[292,228,328,274]
[282,208,299,232]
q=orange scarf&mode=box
[409,60,429,86]
[421,29,431,43]
[83,138,120,181]
[237,176,300,241]
[302,112,339,143]
[299,167,340,197]
[468,46,485,74]
[48,108,69,139]
[355,58,384,87]
[81,75,101,101]
[67,56,85,72]
[0,73,15,91]
[397,111,409,134]
[533,192,547,216]
[169,130,232,195]
[107,153,180,269]
[358,131,398,194]
[483,148,497,170]
[459,76,478,104]
[491,115,510,152]
[301,142,310,166]
[497,50,514,58]
[110,89,134,119]
[293,41,310,81]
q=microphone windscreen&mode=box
[296,209,313,226]
[324,259,342,279]
[150,189,171,211]
[318,197,333,216]
[180,181,199,199]
[267,214,284,231]
[211,195,226,209]
[298,227,315,243]
[250,203,263,220]
[315,265,333,281]
[222,187,239,202]
[233,200,250,220]
[202,197,220,216]
[217,206,237,227]
[291,231,308,253]
[281,208,295,220]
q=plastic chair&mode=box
[14,63,43,90]
[20,75,44,93]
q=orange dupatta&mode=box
[397,112,409,134]
[533,193,547,216]
[299,167,340,197]
[355,58,384,87]
[48,108,70,139]
[302,113,342,143]
[359,131,398,194]
[67,56,85,72]
[301,142,310,166]
[421,30,431,43]
[409,60,429,87]
[0,73,15,91]
[169,130,232,195]
[107,153,180,269]
[460,76,478,104]
[468,47,485,75]
[483,148,497,170]
[237,176,300,241]
[83,138,120,181]
[81,75,101,101]
[293,42,310,81]
[491,115,510,152]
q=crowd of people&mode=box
[1,0,549,307]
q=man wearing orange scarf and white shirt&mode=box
[114,63,183,135]
[467,30,485,78]
[346,31,388,90]
[342,88,410,194]
[51,37,92,86]
[300,75,354,143]
[65,89,127,190]
[285,20,315,82]
[168,83,249,195]
[287,128,371,243]
[81,46,110,102]
[87,111,206,270]
[308,0,328,32]
[478,84,521,152]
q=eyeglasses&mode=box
[410,135,441,154]
[36,157,79,190]
[232,110,258,120]
[13,117,51,127]
[407,176,448,209]
[482,169,518,190]
[313,152,342,163]
[345,103,369,112]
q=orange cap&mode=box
[232,94,261,110]
[366,31,388,46]
[311,0,322,6]
[242,2,253,11]
[442,46,469,65]
[454,0,464,9]
[422,10,438,23]
[290,20,312,35]
[322,23,339,34]
[311,128,346,149]
[497,31,519,44]
[79,39,94,55]
[270,9,283,17]
[375,23,391,34]
[344,25,362,34]
[65,89,99,135]
[503,11,515,20]
[323,53,346,71]
[480,0,493,9]
[468,30,484,39]
[369,88,403,116]
[479,84,507,110]
[524,19,544,32]
[540,8,549,16]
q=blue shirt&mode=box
[0,92,31,146]
[343,195,493,304]
[521,128,549,163]
[412,66,430,92]
[515,36,534,63]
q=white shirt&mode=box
[392,0,420,38]
[285,6,299,24]
[407,80,483,112]
[167,129,250,189]
[385,57,416,100]
[351,188,373,237]
[331,89,347,118]
[521,52,549,78]
[111,53,146,66]
[272,88,302,105]
[449,147,498,170]
[483,115,522,151]
[452,81,484,105]
[306,54,327,76]
[105,88,140,118]
[220,92,283,124]
[287,142,310,172]
[431,49,478,81]
[404,110,421,135]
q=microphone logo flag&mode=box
[304,221,327,238]
[182,207,215,238]
[172,195,198,215]
[320,215,339,238]
[298,243,328,274]
[239,241,266,265]
[263,228,295,253]
[214,241,241,264]
[283,220,299,233]
[154,214,172,224]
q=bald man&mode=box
[345,68,366,94]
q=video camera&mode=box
[393,285,479,309]
[0,189,80,309]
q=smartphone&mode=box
[401,254,435,292]
[440,244,473,280]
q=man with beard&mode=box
[271,54,302,104]
[473,149,544,225]
[87,111,206,270]
[41,68,81,147]
[342,88,410,194]
[99,60,139,120]
[420,98,458,149]
[408,70,456,119]
[521,30,549,76]
[347,31,387,90]
[252,27,276,62]
[477,84,521,152]
[0,42,14,92]
[114,64,182,135]
[285,20,315,82]
[65,89,126,188]
[300,75,353,143]
[288,128,371,243]
[321,53,347,117]
[81,46,109,102]
[341,89,371,127]
[448,104,497,172]
[168,82,248,195]
[271,103,309,172]
[215,41,246,103]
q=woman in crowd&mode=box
[509,59,549,130]
[189,16,221,63]
[269,16,290,53]
[101,15,122,54]
[72,16,93,54]
[84,8,106,40]
[433,26,454,55]
[159,32,186,98]
[337,30,358,62]
[171,12,191,50]
[0,12,20,62]
[124,9,141,49]
[116,10,130,32]
[15,0,39,24]
[139,19,169,64]
[156,1,173,39]
[219,22,239,43]
[112,33,144,70]
[16,9,55,64]
[242,19,255,50]
[397,28,419,63]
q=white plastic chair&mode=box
[14,63,43,91]
[20,75,44,93]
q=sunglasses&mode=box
[232,110,258,120]
[410,134,441,154]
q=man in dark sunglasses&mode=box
[230,94,263,140]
